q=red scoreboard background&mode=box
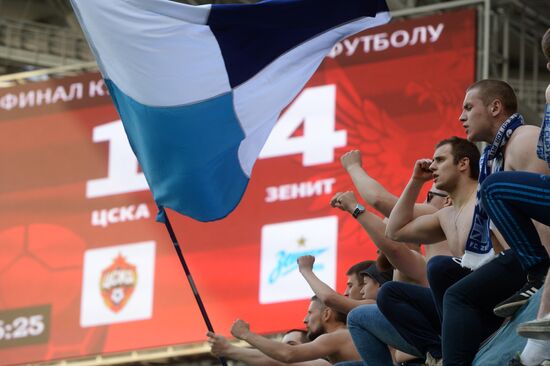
[0,9,475,365]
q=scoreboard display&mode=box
[0,8,475,365]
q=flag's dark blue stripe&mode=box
[208,0,388,88]
[105,79,249,222]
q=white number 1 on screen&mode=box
[86,120,148,198]
[86,85,343,198]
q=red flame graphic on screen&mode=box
[99,254,137,313]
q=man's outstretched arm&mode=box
[341,150,437,218]
[331,191,427,285]
[298,255,373,314]
[207,332,330,366]
[230,320,337,363]
[341,150,398,217]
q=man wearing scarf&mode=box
[387,80,548,366]
[480,29,550,366]
[426,79,550,366]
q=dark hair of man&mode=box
[345,260,375,285]
[542,28,550,61]
[466,79,518,115]
[435,136,481,180]
[284,329,308,343]
[310,295,348,324]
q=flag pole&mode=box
[163,212,228,366]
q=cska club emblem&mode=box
[100,254,138,313]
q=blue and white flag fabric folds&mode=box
[70,0,391,222]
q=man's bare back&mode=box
[318,328,361,364]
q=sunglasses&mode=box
[427,191,447,203]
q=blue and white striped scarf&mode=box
[537,104,550,167]
[462,113,524,270]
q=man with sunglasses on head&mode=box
[383,136,480,365]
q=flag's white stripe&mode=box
[234,12,391,176]
[125,0,211,24]
[71,0,230,107]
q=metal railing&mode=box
[490,0,550,121]
[509,77,548,122]
[0,17,92,66]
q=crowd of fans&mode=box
[206,28,550,366]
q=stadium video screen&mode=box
[0,8,475,364]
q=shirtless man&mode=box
[383,136,480,365]
[386,137,479,257]
[207,329,330,366]
[335,150,453,287]
[230,296,361,364]
[320,150,451,366]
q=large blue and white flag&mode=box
[71,0,391,222]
